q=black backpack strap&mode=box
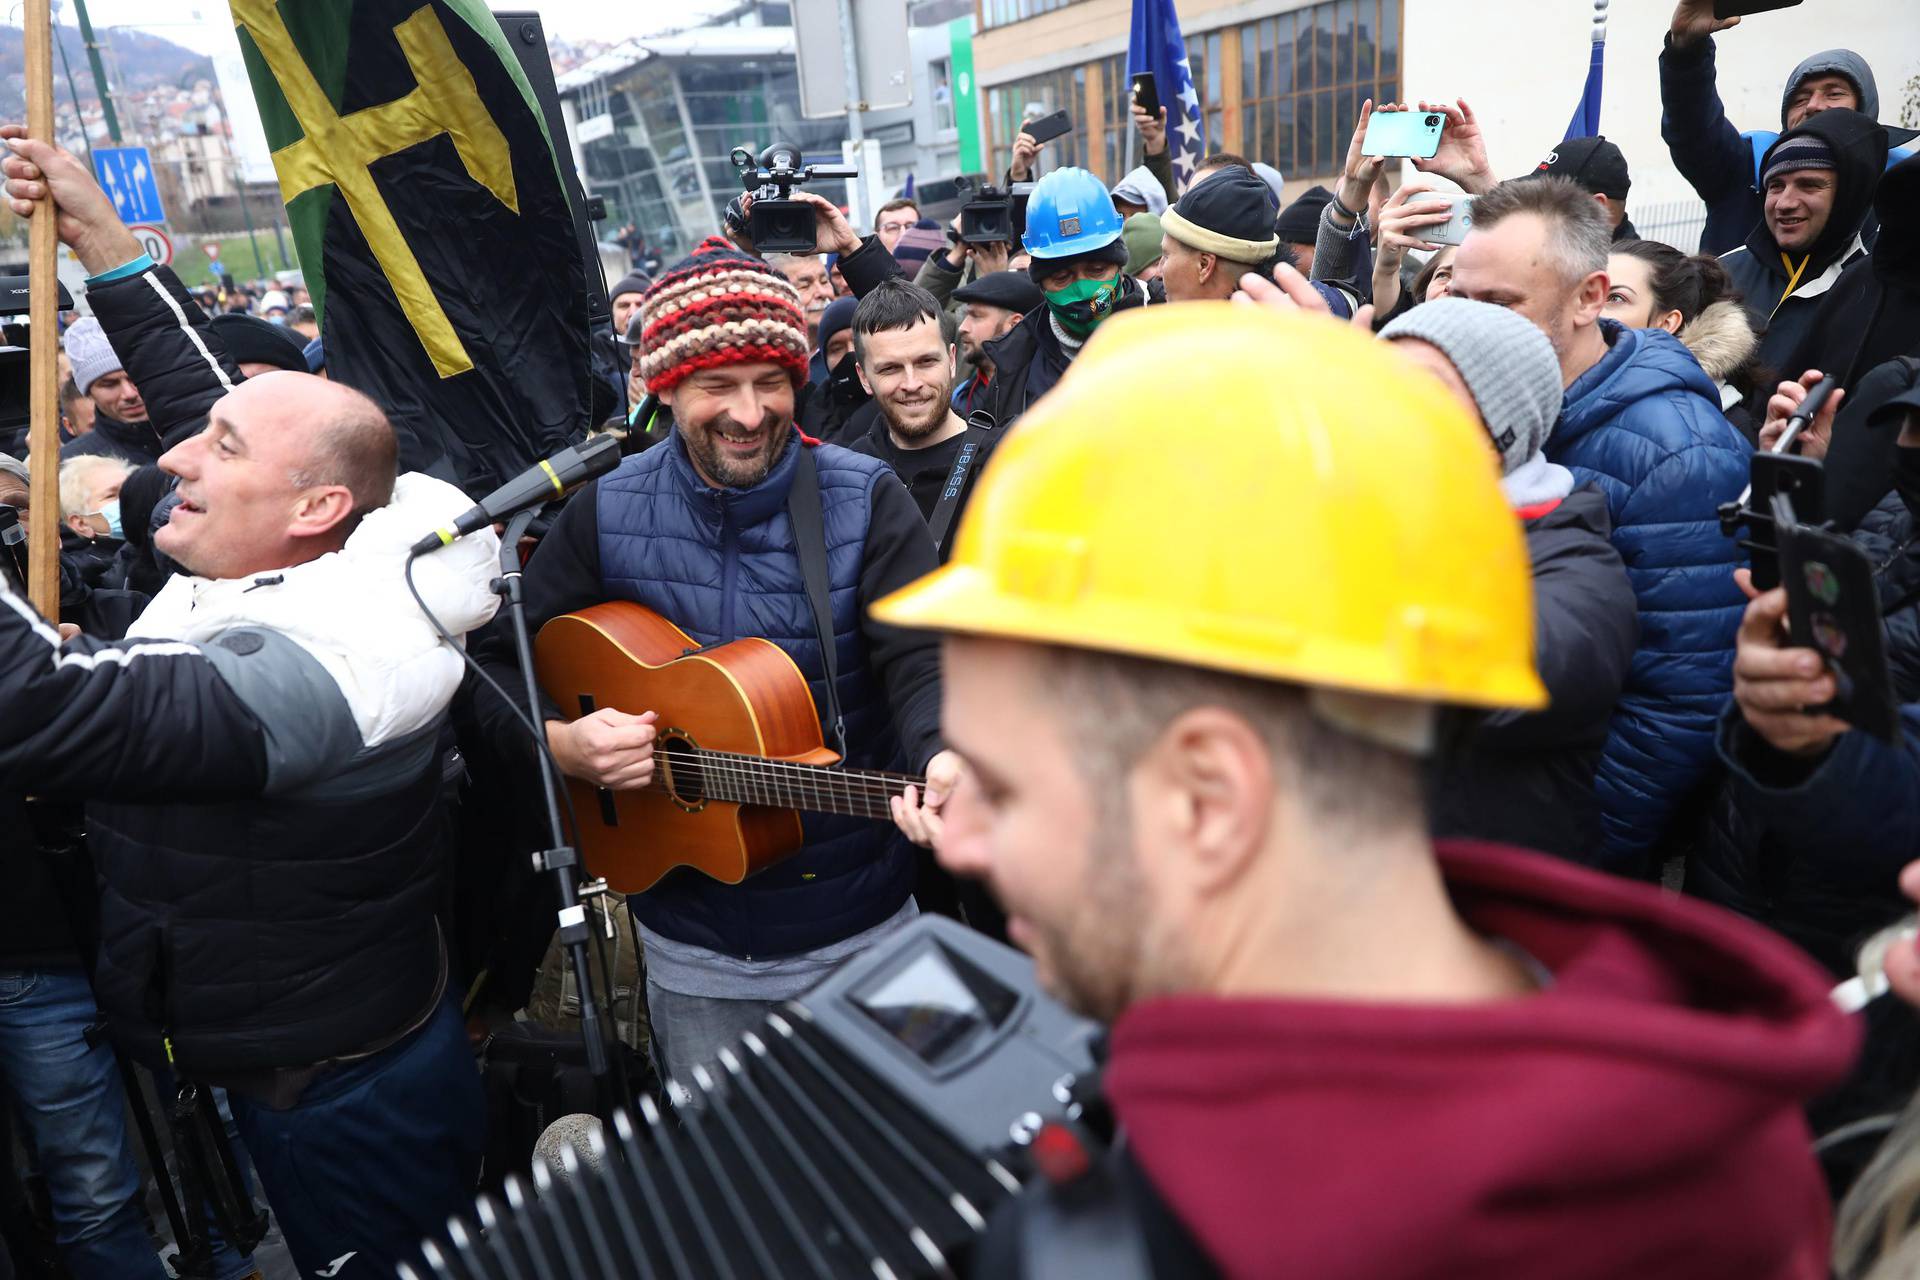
[786,443,848,759]
[926,410,997,556]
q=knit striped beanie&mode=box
[636,236,811,396]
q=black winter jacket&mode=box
[0,591,448,1073]
[1430,489,1638,862]
[1720,109,1886,378]
[60,412,166,467]
[974,277,1154,430]
[1698,488,1920,973]
[1661,40,1886,257]
[82,262,245,448]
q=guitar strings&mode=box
[650,744,924,788]
[649,746,920,812]
[651,749,914,801]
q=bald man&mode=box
[2,132,504,1279]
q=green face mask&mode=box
[1044,274,1121,338]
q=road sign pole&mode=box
[836,0,867,230]
[237,185,265,280]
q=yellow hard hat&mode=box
[871,302,1546,711]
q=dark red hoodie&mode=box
[1105,840,1861,1279]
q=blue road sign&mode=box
[92,147,166,226]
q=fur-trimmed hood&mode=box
[1679,299,1760,384]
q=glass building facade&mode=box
[564,38,846,262]
[983,0,1400,185]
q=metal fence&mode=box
[1625,197,1711,254]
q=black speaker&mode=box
[493,10,610,326]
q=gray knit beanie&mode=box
[63,317,124,396]
[1381,297,1564,473]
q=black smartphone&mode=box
[1776,511,1898,743]
[1024,109,1072,146]
[1130,72,1160,120]
[1742,452,1825,592]
[1712,0,1804,17]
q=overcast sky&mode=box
[48,0,736,56]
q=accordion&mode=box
[406,915,1102,1279]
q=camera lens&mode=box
[1424,114,1441,127]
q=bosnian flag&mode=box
[1563,0,1609,140]
[1127,0,1204,190]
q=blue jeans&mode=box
[0,966,165,1280]
[228,997,484,1279]
[0,968,258,1280]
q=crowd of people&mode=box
[0,0,1917,1275]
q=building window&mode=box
[980,0,1085,32]
[1238,0,1399,178]
[932,58,955,132]
[985,65,1089,177]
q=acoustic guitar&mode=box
[533,602,924,892]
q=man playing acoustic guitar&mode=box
[473,202,958,1088]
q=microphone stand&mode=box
[495,504,618,1112]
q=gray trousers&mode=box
[644,980,776,1101]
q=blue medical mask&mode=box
[92,498,123,540]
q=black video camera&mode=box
[955,176,1036,246]
[731,142,859,255]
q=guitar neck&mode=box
[664,748,923,822]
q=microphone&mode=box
[411,434,623,556]
[531,1112,604,1190]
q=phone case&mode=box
[1740,453,1826,592]
[1778,521,1898,743]
[1025,110,1072,146]
[1360,110,1445,160]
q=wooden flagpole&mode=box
[24,0,59,619]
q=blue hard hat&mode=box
[1022,167,1125,260]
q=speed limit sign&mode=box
[128,223,174,266]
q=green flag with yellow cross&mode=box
[228,0,592,495]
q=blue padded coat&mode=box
[1547,321,1751,871]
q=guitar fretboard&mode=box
[656,747,922,821]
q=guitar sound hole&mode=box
[658,729,707,813]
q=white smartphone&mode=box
[1424,193,1476,246]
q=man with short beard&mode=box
[846,280,988,559]
[472,231,958,1088]
[949,271,1040,417]
[1453,176,1749,876]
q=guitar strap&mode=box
[787,443,850,760]
[926,410,998,557]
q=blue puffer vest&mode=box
[597,428,915,957]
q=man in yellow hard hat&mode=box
[873,303,1857,1278]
